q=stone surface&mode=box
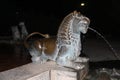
[51,70,77,80]
[0,61,88,80]
[27,71,50,80]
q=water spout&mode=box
[88,27,120,60]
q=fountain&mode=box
[88,27,120,60]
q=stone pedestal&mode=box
[0,61,88,80]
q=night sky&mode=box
[0,0,120,37]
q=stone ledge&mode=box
[0,61,88,80]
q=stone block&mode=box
[0,61,88,80]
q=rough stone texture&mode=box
[51,70,77,80]
[0,61,88,80]
[27,71,50,80]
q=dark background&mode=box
[0,0,120,37]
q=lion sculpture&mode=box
[24,11,90,70]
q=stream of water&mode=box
[88,27,120,60]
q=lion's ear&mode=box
[73,10,77,15]
[73,10,81,17]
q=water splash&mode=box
[88,27,120,60]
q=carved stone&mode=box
[24,11,90,70]
[19,22,28,39]
[11,26,21,41]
